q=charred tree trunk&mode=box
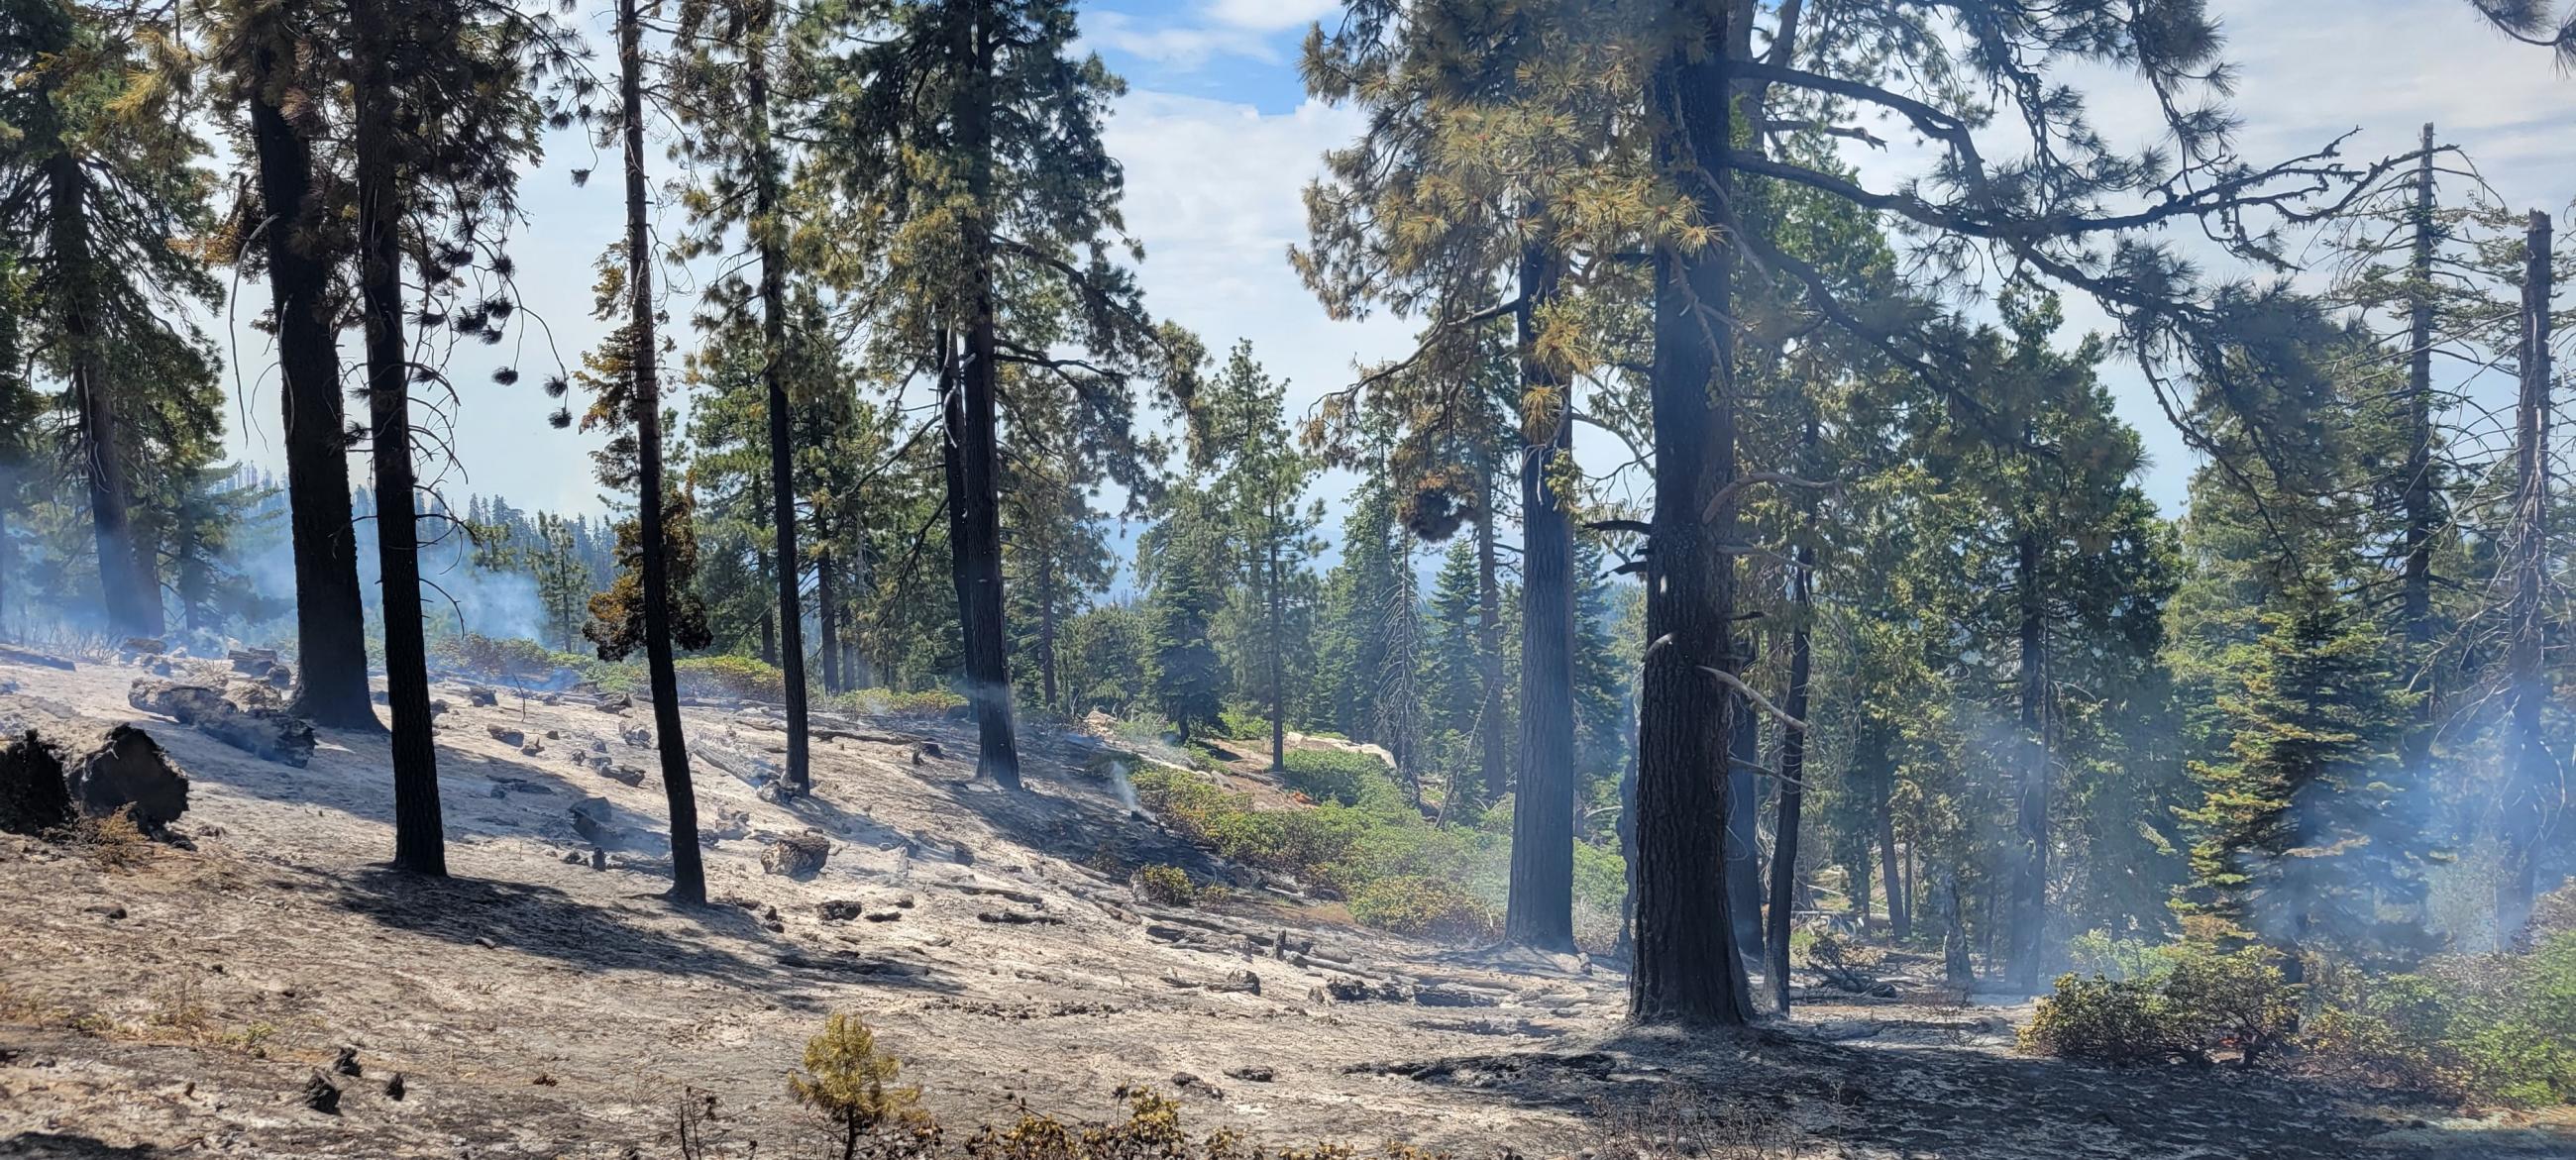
[847,536,874,688]
[1766,421,1818,1013]
[2500,209,2554,939]
[1939,863,1973,990]
[1631,0,1751,1023]
[621,0,704,902]
[1878,779,1909,941]
[2400,123,2440,780]
[350,0,442,875]
[816,549,841,694]
[2005,528,2049,989]
[249,45,376,731]
[46,149,161,638]
[1506,238,1576,952]
[1727,686,1766,965]
[953,10,1021,790]
[1266,533,1287,771]
[748,11,810,792]
[939,335,972,708]
[1475,446,1507,802]
[1037,555,1060,714]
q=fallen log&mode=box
[0,646,75,672]
[128,679,317,768]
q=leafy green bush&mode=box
[1278,748,1394,806]
[2307,931,2576,1106]
[2067,929,2173,982]
[1134,865,1196,905]
[429,632,586,681]
[2022,945,2296,1067]
[1348,875,1499,940]
[672,655,786,701]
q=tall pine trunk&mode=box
[622,0,705,903]
[1267,534,1286,771]
[1037,556,1060,713]
[350,0,442,875]
[1631,0,1750,1023]
[2500,210,2553,939]
[250,40,376,730]
[46,150,160,638]
[1475,448,1507,802]
[817,549,841,693]
[1878,778,1908,940]
[749,7,810,792]
[1727,688,1766,964]
[2005,528,2049,988]
[2399,123,2439,781]
[1765,418,1818,1012]
[953,9,1021,789]
[1506,239,1575,951]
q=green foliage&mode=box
[790,1013,922,1157]
[1278,748,1391,806]
[835,687,969,718]
[673,655,786,701]
[1133,864,1195,906]
[2306,931,2576,1107]
[2021,945,2299,1067]
[1348,875,1499,940]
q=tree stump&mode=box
[61,726,190,833]
[0,731,73,835]
[760,830,831,878]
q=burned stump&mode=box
[64,726,191,833]
[0,731,73,835]
[760,830,831,879]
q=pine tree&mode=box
[805,0,1199,790]
[2176,576,2432,971]
[1141,489,1228,743]
[1198,343,1322,770]
[200,0,377,727]
[1,0,220,637]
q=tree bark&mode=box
[349,0,443,876]
[1631,0,1751,1024]
[1727,685,1766,964]
[2005,528,2049,988]
[1037,555,1060,713]
[2399,123,2439,784]
[1267,532,1287,771]
[248,48,376,730]
[1475,446,1507,802]
[1878,775,1908,941]
[749,7,810,792]
[953,7,1021,789]
[2499,209,2553,939]
[1506,238,1576,952]
[622,0,705,902]
[1766,422,1818,1013]
[817,548,840,694]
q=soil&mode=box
[2,652,2570,1159]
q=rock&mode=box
[1208,970,1262,996]
[267,666,293,689]
[519,742,545,757]
[562,851,586,865]
[620,725,652,748]
[978,909,1064,926]
[864,910,903,922]
[300,1070,341,1114]
[818,899,866,922]
[430,700,450,717]
[704,807,751,841]
[82,904,126,920]
[129,680,316,768]
[601,765,647,788]
[544,729,561,740]
[331,1046,362,1077]
[1224,1066,1274,1083]
[1170,1073,1225,1100]
[1414,986,1500,1008]
[228,648,279,678]
[467,687,498,707]
[589,739,609,754]
[761,830,831,879]
[384,1073,406,1101]
[60,726,190,833]
[486,726,525,746]
[571,796,641,850]
[0,731,74,836]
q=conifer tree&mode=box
[1198,343,1322,770]
[1141,488,1228,743]
[805,0,1198,790]
[1,0,218,637]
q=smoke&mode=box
[1107,758,1139,814]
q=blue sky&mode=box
[216,0,2576,531]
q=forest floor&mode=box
[2,651,2572,1159]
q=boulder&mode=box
[486,725,525,746]
[601,764,647,788]
[466,687,498,707]
[128,679,316,768]
[619,724,652,748]
[228,648,280,678]
[761,830,831,878]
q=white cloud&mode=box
[1205,0,1339,33]
[1082,10,1275,67]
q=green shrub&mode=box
[1348,875,1499,940]
[673,655,786,701]
[1134,865,1196,905]
[1278,748,1394,806]
[2067,929,2172,982]
[2307,932,2576,1106]
[2022,945,2297,1067]
[429,632,586,681]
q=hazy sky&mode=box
[215,0,2576,524]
